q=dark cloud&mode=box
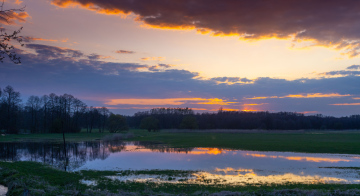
[87,53,113,60]
[115,50,135,54]
[211,77,253,84]
[53,0,360,57]
[321,71,360,76]
[347,65,360,70]
[158,64,172,68]
[148,63,173,71]
[240,78,252,83]
[26,44,84,60]
[320,65,360,76]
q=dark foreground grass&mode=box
[129,129,360,154]
[2,161,360,195]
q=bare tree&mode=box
[26,95,41,133]
[2,85,21,133]
[0,1,25,64]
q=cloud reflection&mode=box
[244,153,351,163]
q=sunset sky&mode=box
[1,0,360,116]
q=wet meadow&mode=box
[1,129,360,195]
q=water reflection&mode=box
[1,141,360,184]
[0,141,128,171]
[244,153,351,163]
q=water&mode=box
[1,141,360,185]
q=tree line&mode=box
[0,85,128,134]
[128,107,360,131]
[2,85,360,134]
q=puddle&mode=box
[80,180,97,186]
[0,185,7,196]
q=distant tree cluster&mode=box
[128,107,360,130]
[0,85,128,134]
[129,108,198,131]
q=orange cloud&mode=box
[245,93,351,99]
[197,98,237,105]
[187,108,208,111]
[116,50,135,54]
[15,0,23,5]
[105,98,237,106]
[245,96,279,100]
[24,37,58,42]
[284,93,351,98]
[301,111,319,114]
[241,109,259,112]
[243,103,267,106]
[140,57,165,61]
[330,103,360,106]
[0,10,30,24]
[222,108,238,111]
[52,0,129,16]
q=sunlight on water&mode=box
[243,153,351,163]
[2,141,360,185]
[193,168,352,185]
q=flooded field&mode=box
[1,141,360,185]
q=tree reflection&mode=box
[0,141,194,171]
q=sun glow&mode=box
[105,98,237,106]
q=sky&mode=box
[1,0,360,116]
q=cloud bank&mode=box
[51,0,360,57]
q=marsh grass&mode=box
[2,161,360,195]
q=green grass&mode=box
[2,161,360,195]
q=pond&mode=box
[1,141,360,185]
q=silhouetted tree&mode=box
[140,116,159,132]
[1,85,21,133]
[25,95,41,133]
[99,107,109,132]
[107,113,128,133]
[180,115,198,129]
